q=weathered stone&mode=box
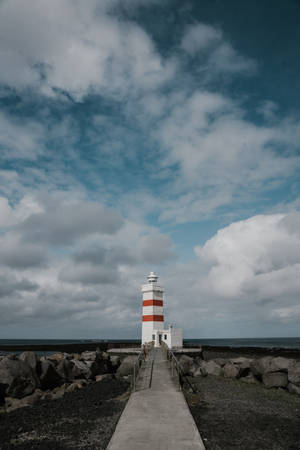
[39,360,63,390]
[80,351,97,362]
[178,355,194,375]
[65,382,82,393]
[47,353,64,365]
[213,358,228,367]
[19,351,38,372]
[240,373,260,384]
[262,371,288,388]
[250,357,273,379]
[70,359,91,380]
[223,363,240,378]
[0,357,38,398]
[288,382,300,395]
[268,357,296,373]
[96,374,113,382]
[202,360,222,377]
[116,356,138,377]
[56,358,74,382]
[288,363,300,386]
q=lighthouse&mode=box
[141,271,183,348]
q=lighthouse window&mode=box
[164,334,167,340]
[152,334,155,340]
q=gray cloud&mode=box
[18,202,123,245]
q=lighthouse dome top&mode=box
[147,271,158,283]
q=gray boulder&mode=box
[116,355,138,377]
[39,360,63,390]
[262,372,288,388]
[288,363,300,386]
[80,351,97,362]
[288,383,300,395]
[213,358,228,367]
[19,351,38,372]
[70,359,91,380]
[250,357,273,379]
[178,355,194,375]
[202,360,222,377]
[223,363,240,379]
[0,357,38,398]
[268,357,296,373]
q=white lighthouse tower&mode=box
[141,271,183,348]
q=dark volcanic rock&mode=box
[39,360,63,390]
[0,357,38,398]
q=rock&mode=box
[250,357,273,379]
[116,356,138,377]
[288,383,300,396]
[213,358,228,367]
[178,355,194,375]
[56,358,74,382]
[5,389,43,412]
[262,372,288,388]
[70,359,91,380]
[96,374,113,382]
[190,363,202,377]
[202,360,222,377]
[268,357,296,373]
[65,382,82,393]
[240,373,260,384]
[19,351,38,372]
[223,363,240,379]
[110,355,121,369]
[80,351,97,361]
[230,357,252,377]
[0,357,38,398]
[39,360,63,390]
[51,384,68,399]
[288,363,300,386]
[47,353,64,365]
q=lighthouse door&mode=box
[159,334,162,345]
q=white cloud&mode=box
[195,212,300,306]
[0,0,174,100]
[181,23,222,54]
[181,23,256,75]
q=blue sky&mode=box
[0,0,300,339]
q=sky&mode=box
[0,0,300,339]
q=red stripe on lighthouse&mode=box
[142,299,163,307]
[142,315,164,322]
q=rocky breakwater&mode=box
[178,354,300,395]
[0,349,121,413]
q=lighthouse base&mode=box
[142,325,182,349]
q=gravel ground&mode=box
[0,378,130,450]
[185,375,300,450]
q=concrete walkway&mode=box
[107,348,205,450]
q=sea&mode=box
[0,337,300,351]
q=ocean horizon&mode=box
[1,337,300,350]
